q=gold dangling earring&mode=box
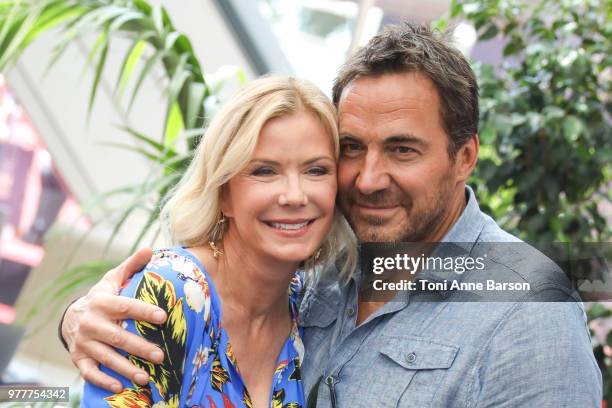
[209,241,223,259]
[209,214,226,259]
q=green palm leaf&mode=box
[0,0,230,320]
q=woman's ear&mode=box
[219,184,233,217]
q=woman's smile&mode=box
[263,218,318,237]
[222,110,337,264]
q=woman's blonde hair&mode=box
[161,75,356,279]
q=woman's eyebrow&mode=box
[303,156,335,165]
[248,158,279,166]
[249,157,334,166]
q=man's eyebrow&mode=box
[384,134,427,147]
[339,134,363,143]
[339,134,427,147]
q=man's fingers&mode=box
[81,341,151,386]
[91,293,166,324]
[102,248,153,291]
[118,248,153,281]
[76,358,124,393]
[82,318,164,363]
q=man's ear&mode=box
[455,134,479,183]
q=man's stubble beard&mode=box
[342,171,457,243]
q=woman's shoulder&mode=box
[136,247,206,281]
[149,246,205,271]
[122,247,215,312]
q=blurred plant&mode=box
[588,303,612,401]
[0,0,244,319]
[437,0,611,400]
[438,0,611,242]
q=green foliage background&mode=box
[0,0,610,399]
[441,0,611,243]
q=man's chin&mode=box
[348,212,409,242]
[352,224,406,243]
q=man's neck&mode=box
[356,186,469,326]
[422,186,468,243]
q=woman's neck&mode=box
[199,232,299,322]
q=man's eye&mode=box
[340,142,363,156]
[392,146,415,154]
[307,166,329,176]
[251,167,276,176]
[344,143,361,151]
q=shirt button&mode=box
[346,307,355,317]
[406,352,417,364]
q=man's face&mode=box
[337,72,465,243]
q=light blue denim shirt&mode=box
[299,187,602,407]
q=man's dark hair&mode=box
[332,22,479,157]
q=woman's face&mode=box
[222,109,337,265]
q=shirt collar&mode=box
[417,186,487,296]
[440,185,485,246]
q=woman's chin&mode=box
[265,247,317,266]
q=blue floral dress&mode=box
[81,246,305,407]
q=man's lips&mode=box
[353,203,400,217]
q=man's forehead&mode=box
[337,72,438,110]
[336,72,444,145]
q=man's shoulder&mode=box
[476,213,569,283]
[297,263,345,327]
[476,212,521,243]
[482,301,593,377]
[474,299,601,405]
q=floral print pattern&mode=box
[81,247,304,407]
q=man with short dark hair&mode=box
[60,23,601,407]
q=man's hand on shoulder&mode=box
[61,248,167,392]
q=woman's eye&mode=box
[251,167,276,176]
[307,166,329,176]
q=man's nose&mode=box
[278,174,308,206]
[355,150,390,195]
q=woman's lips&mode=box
[263,219,316,238]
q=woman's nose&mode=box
[278,175,308,206]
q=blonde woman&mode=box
[80,76,355,408]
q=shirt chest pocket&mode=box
[367,335,459,407]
